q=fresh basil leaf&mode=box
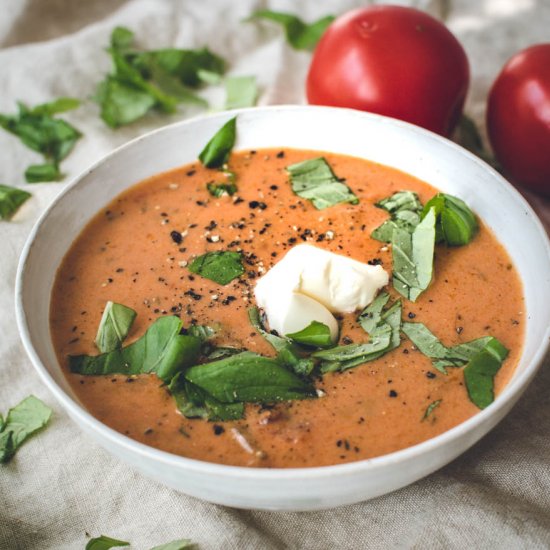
[0,395,52,463]
[206,170,237,197]
[169,374,244,421]
[316,296,402,373]
[187,324,215,342]
[423,193,478,246]
[401,322,450,361]
[286,321,332,348]
[85,535,130,550]
[248,307,315,376]
[149,539,194,550]
[24,163,60,183]
[69,316,202,382]
[0,184,31,220]
[205,346,245,360]
[197,68,223,85]
[0,100,81,182]
[95,301,137,353]
[248,10,334,50]
[286,157,358,210]
[225,76,258,109]
[198,117,237,169]
[371,191,423,242]
[464,338,508,409]
[185,351,317,403]
[358,291,391,334]
[110,26,135,51]
[96,76,156,128]
[422,399,442,421]
[188,250,243,285]
[392,206,436,301]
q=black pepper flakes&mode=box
[426,372,436,379]
[389,390,398,398]
[213,424,225,436]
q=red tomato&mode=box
[487,44,550,196]
[306,6,469,136]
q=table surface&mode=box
[1,1,549,549]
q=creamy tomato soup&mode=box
[50,148,524,468]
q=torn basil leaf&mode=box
[85,535,130,550]
[464,338,508,409]
[149,539,194,550]
[248,307,315,376]
[392,206,436,301]
[96,27,225,127]
[95,301,137,353]
[206,170,237,197]
[0,184,31,220]
[0,395,52,463]
[286,321,333,348]
[371,191,423,242]
[69,316,201,382]
[0,99,82,182]
[248,10,335,50]
[225,76,258,109]
[422,193,478,246]
[188,250,243,285]
[185,351,317,403]
[422,399,442,421]
[169,374,244,421]
[402,321,508,408]
[198,117,237,169]
[286,157,358,210]
[314,297,402,373]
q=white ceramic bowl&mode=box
[16,106,550,511]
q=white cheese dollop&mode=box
[254,244,389,343]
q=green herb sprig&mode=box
[0,99,82,183]
[0,184,32,220]
[188,250,244,285]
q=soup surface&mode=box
[50,148,524,468]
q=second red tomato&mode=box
[306,6,470,136]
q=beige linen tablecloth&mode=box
[1,1,549,548]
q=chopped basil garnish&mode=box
[0,99,81,182]
[422,399,442,421]
[371,191,423,242]
[85,536,130,550]
[247,10,335,50]
[402,321,508,408]
[95,301,137,353]
[69,316,202,383]
[248,307,315,376]
[185,351,316,403]
[422,193,478,246]
[225,75,258,109]
[0,396,52,463]
[198,116,237,169]
[206,170,237,197]
[314,293,402,372]
[0,184,31,220]
[286,321,333,348]
[464,338,509,409]
[188,250,244,285]
[95,27,224,127]
[286,157,358,210]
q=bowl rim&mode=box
[15,104,550,480]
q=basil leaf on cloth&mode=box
[198,117,237,169]
[69,316,202,383]
[185,351,317,403]
[286,157,359,210]
[225,76,258,109]
[188,250,244,285]
[0,184,31,220]
[247,11,335,50]
[95,301,137,353]
[0,396,52,463]
[85,535,130,550]
[422,192,479,246]
[0,99,81,182]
